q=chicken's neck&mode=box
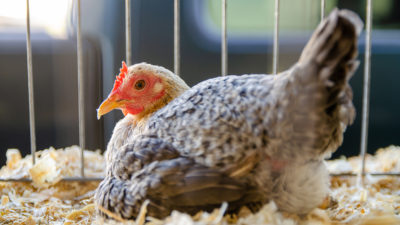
[133,78,190,121]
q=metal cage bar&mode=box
[321,0,325,21]
[125,0,132,66]
[359,0,373,180]
[76,0,86,177]
[332,172,400,177]
[0,177,104,182]
[272,0,280,74]
[174,0,180,75]
[25,0,36,166]
[221,0,227,76]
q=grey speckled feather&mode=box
[95,9,363,220]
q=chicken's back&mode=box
[146,74,279,167]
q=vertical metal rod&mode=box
[221,0,227,76]
[174,0,180,75]
[359,0,372,182]
[272,0,280,75]
[125,0,132,66]
[25,0,36,165]
[76,0,85,177]
[320,0,325,21]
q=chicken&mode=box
[95,9,363,220]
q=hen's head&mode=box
[97,62,189,120]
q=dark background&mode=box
[0,0,399,165]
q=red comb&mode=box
[112,61,128,92]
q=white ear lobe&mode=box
[153,82,163,93]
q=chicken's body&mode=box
[96,9,363,220]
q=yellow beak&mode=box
[97,97,124,119]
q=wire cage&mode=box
[1,0,397,183]
[1,2,400,224]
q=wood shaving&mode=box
[0,145,399,224]
[0,146,104,224]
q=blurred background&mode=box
[0,0,399,165]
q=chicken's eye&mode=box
[134,80,146,90]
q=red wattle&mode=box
[125,105,144,115]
